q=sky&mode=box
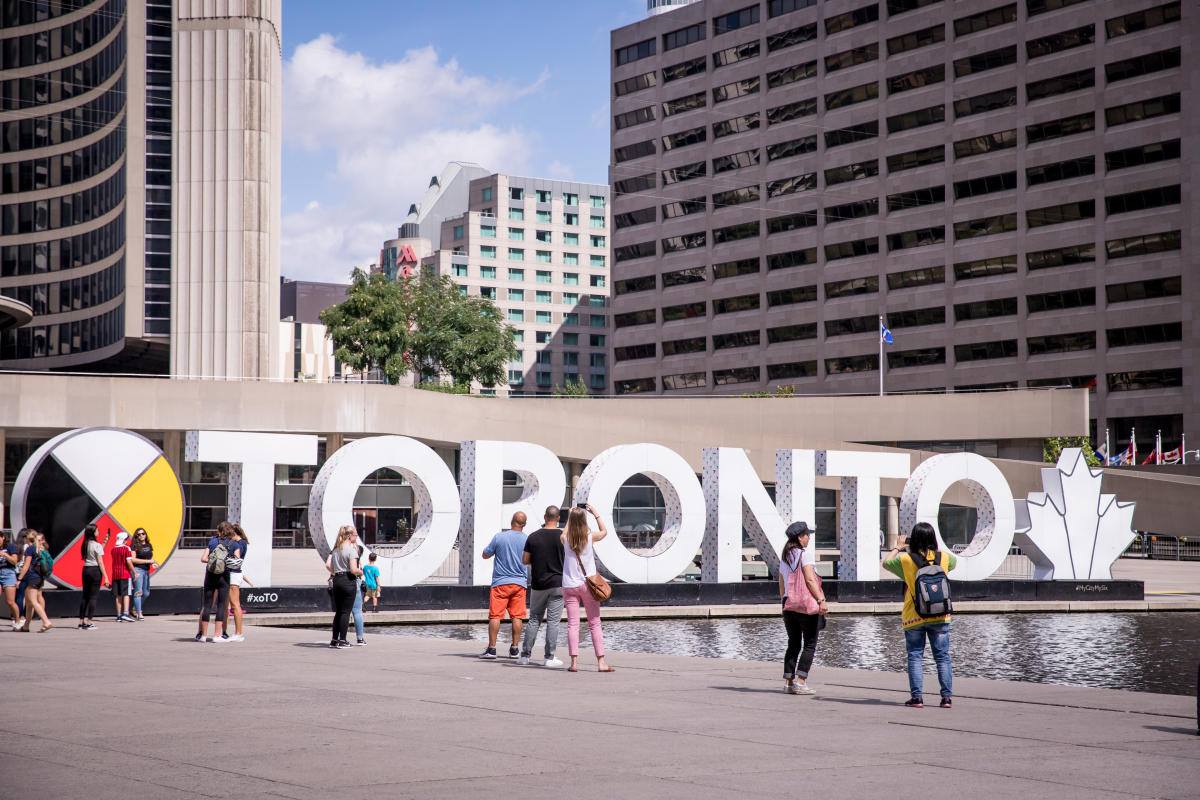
[281,0,648,283]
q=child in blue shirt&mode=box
[362,552,381,611]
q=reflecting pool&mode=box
[380,612,1200,696]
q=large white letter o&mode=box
[899,453,1015,581]
[574,444,705,584]
[308,436,461,586]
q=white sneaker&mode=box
[13,618,25,630]
[229,634,245,642]
[208,636,230,643]
[542,658,564,668]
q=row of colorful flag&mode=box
[1094,430,1198,466]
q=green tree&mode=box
[1044,435,1101,467]
[320,269,518,388]
[319,268,414,385]
[552,379,589,397]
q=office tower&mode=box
[172,0,281,379]
[609,0,1194,448]
[0,0,281,378]
[388,168,611,396]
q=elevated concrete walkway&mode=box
[2,619,1196,798]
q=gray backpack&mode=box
[207,542,229,575]
[911,550,952,617]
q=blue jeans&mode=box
[352,581,364,641]
[133,568,151,615]
[905,623,952,699]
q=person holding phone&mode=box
[882,522,957,709]
[561,503,614,673]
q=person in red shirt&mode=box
[110,532,136,622]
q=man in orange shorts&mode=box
[480,511,529,659]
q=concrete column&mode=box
[162,430,182,473]
[324,433,344,457]
[0,427,6,527]
[886,495,899,550]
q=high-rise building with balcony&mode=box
[0,0,281,378]
[609,0,1195,450]
[387,168,611,396]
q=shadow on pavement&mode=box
[1143,724,1199,736]
[709,685,782,695]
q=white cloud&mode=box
[281,36,543,282]
[545,160,574,180]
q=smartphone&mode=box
[576,502,587,509]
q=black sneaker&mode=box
[329,641,339,649]
[336,640,353,649]
[508,646,520,658]
[940,697,952,709]
[194,634,205,642]
[904,697,924,708]
[480,646,497,659]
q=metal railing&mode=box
[1124,533,1200,561]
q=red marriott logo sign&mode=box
[397,245,418,277]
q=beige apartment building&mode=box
[608,0,1195,454]
[385,169,612,396]
[0,0,281,379]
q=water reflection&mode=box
[381,612,1200,696]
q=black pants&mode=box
[80,566,102,620]
[331,573,356,643]
[199,575,231,627]
[782,610,820,680]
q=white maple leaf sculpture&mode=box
[1014,448,1136,580]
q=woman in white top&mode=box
[778,521,828,695]
[561,504,614,673]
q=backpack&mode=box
[910,550,952,618]
[207,541,229,575]
[34,549,53,578]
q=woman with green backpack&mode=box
[16,529,53,633]
[195,522,236,643]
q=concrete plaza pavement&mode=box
[2,618,1197,799]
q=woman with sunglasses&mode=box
[129,528,158,620]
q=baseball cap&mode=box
[115,531,130,544]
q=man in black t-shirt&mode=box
[518,505,565,667]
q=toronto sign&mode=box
[9,428,1136,589]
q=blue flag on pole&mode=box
[880,321,894,345]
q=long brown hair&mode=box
[564,507,590,558]
[78,524,96,560]
[217,521,236,540]
[232,523,248,543]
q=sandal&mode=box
[598,667,616,673]
[37,623,53,633]
[567,666,578,672]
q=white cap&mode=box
[115,531,129,544]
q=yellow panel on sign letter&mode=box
[109,456,185,567]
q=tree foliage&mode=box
[320,268,518,388]
[552,379,589,398]
[1044,435,1101,467]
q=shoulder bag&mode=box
[782,553,821,615]
[573,545,611,603]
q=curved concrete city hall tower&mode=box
[172,0,281,379]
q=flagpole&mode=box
[1183,433,1187,465]
[878,314,884,397]
[1105,428,1110,466]
[1131,427,1136,465]
[1156,430,1162,465]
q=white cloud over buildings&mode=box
[281,35,542,282]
